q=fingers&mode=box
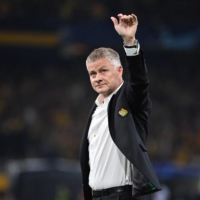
[131,14,138,25]
[117,13,138,25]
[110,13,123,26]
[110,16,118,26]
[117,13,123,20]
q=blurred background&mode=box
[0,0,200,199]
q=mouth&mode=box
[96,84,106,88]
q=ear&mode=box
[117,66,123,76]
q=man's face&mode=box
[87,58,123,98]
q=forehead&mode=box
[87,58,114,71]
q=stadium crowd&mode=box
[0,0,199,164]
[0,49,200,166]
[0,1,199,199]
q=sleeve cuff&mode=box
[123,41,140,56]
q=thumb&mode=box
[110,17,118,27]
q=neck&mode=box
[97,80,124,104]
[98,94,105,104]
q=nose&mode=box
[94,73,102,82]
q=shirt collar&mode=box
[95,81,124,106]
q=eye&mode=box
[90,72,96,77]
[101,69,107,73]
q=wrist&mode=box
[123,38,138,47]
[123,37,137,46]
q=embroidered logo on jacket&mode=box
[118,108,128,117]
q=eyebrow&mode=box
[88,70,95,74]
[88,66,107,74]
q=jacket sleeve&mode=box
[82,184,92,200]
[125,49,152,143]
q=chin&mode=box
[97,89,106,94]
[96,89,106,94]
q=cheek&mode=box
[109,77,117,86]
[90,79,95,87]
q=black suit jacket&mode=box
[79,49,161,200]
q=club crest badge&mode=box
[118,108,128,117]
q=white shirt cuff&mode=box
[124,42,140,56]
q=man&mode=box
[79,13,161,200]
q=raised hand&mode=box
[110,13,138,46]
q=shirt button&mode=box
[94,134,96,137]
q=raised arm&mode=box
[112,13,151,142]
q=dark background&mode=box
[0,0,200,199]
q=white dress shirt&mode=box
[88,44,140,190]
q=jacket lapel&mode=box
[79,103,96,183]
